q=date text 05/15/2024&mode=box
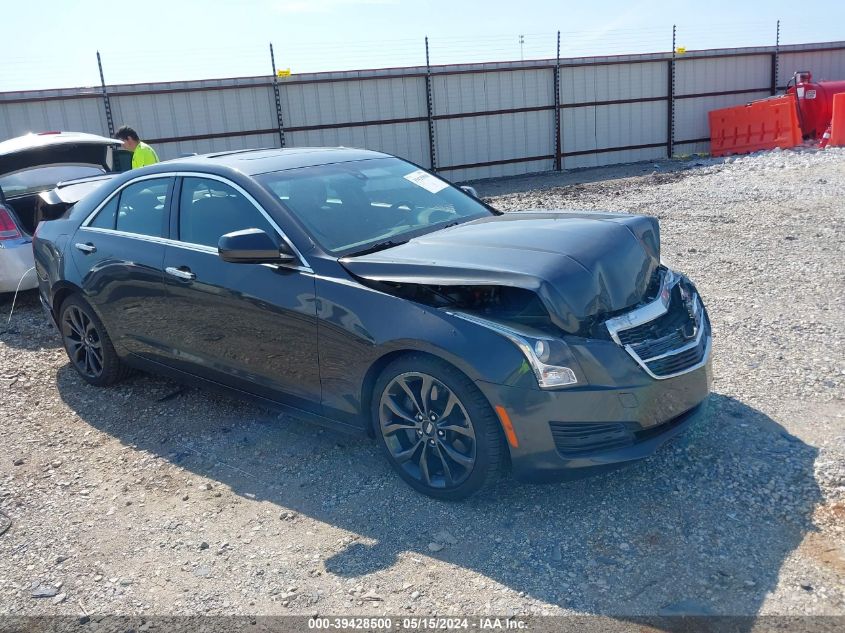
[307,617,527,630]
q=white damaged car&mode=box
[0,131,129,295]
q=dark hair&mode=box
[115,125,140,142]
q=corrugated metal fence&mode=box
[2,40,844,181]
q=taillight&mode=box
[0,206,23,240]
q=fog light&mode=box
[539,366,577,387]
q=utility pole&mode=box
[519,34,525,61]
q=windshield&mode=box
[257,158,493,255]
[0,164,105,198]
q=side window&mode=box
[89,195,119,230]
[114,178,171,237]
[179,177,276,249]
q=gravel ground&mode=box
[1,147,844,620]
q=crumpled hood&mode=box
[340,211,660,333]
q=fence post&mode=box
[269,43,287,148]
[424,37,437,172]
[667,25,676,158]
[554,31,562,171]
[771,19,781,95]
[96,51,115,137]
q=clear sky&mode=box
[2,0,843,92]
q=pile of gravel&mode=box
[1,147,843,619]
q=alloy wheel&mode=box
[62,305,104,379]
[379,372,477,489]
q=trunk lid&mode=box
[0,132,125,200]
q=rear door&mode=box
[70,175,174,360]
[158,174,322,412]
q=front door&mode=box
[158,175,321,412]
[70,175,174,360]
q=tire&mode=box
[59,295,131,387]
[372,354,506,500]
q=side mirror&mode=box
[218,228,297,264]
[460,185,479,198]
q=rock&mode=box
[427,542,444,553]
[361,591,383,601]
[119,578,133,586]
[182,494,189,501]
[13,458,24,466]
[410,591,421,600]
[799,580,813,591]
[432,530,458,545]
[199,542,209,550]
[31,585,60,599]
[55,555,69,564]
[52,592,67,605]
[550,545,562,562]
[194,566,211,578]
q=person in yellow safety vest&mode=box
[115,125,159,169]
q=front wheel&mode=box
[373,355,506,500]
[59,295,131,387]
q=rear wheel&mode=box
[59,295,130,386]
[373,355,505,500]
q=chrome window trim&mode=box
[77,226,314,274]
[80,170,313,273]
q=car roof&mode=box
[161,146,393,176]
[0,131,121,157]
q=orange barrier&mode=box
[829,92,845,147]
[708,95,802,157]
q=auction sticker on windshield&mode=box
[403,169,449,193]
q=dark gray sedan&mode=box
[33,147,712,499]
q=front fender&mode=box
[315,274,533,424]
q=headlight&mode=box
[449,312,579,389]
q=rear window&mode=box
[0,165,105,197]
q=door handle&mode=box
[74,242,96,254]
[165,266,196,281]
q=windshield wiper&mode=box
[346,239,408,257]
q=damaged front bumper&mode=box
[476,355,711,481]
[475,268,713,481]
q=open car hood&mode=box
[340,211,661,333]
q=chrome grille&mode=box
[605,270,711,380]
